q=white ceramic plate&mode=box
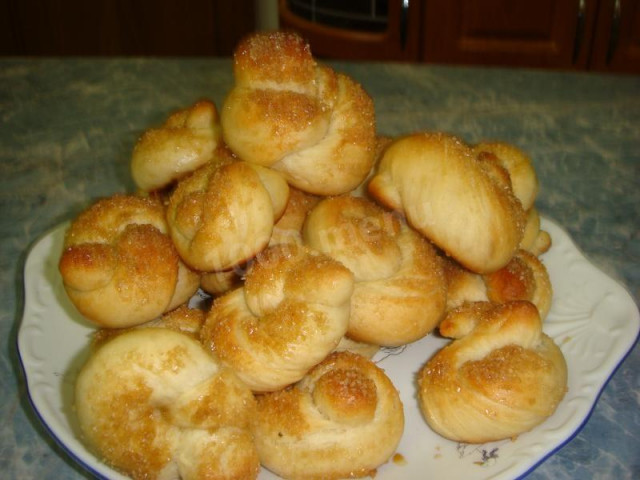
[18,217,640,480]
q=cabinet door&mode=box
[421,0,594,69]
[1,0,255,56]
[590,0,640,73]
[278,0,422,61]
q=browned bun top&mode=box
[253,351,404,480]
[131,99,222,192]
[59,194,199,328]
[303,194,447,346]
[200,243,354,392]
[473,141,539,211]
[368,132,526,274]
[418,301,567,443]
[166,149,290,272]
[233,30,316,87]
[221,31,377,196]
[444,248,553,320]
[75,327,260,480]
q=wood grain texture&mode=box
[0,0,255,56]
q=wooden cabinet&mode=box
[3,0,638,72]
[421,0,592,69]
[422,0,640,73]
[278,0,423,61]
[0,0,255,56]
[589,0,640,72]
[279,0,640,73]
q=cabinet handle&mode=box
[573,0,586,63]
[607,0,622,64]
[400,0,409,49]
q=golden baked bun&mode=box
[166,148,290,272]
[131,99,222,192]
[472,143,552,256]
[520,207,552,255]
[143,304,206,338]
[253,351,404,480]
[303,195,447,346]
[445,249,553,320]
[91,304,207,348]
[349,135,395,198]
[221,31,376,195]
[473,141,539,211]
[368,132,526,274]
[75,328,259,480]
[269,186,321,247]
[200,269,243,297]
[200,243,354,392]
[59,194,200,328]
[200,187,320,296]
[484,249,553,320]
[442,258,488,309]
[417,301,568,443]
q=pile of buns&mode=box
[59,31,567,480]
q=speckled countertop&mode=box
[1,58,638,479]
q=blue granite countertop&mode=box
[1,58,638,479]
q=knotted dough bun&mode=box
[471,142,552,256]
[199,269,244,297]
[199,187,320,296]
[75,327,260,480]
[58,194,200,328]
[417,301,567,443]
[445,249,553,320]
[368,132,526,274]
[166,148,290,272]
[90,304,207,349]
[269,187,321,247]
[520,207,552,255]
[303,195,447,346]
[221,31,376,195]
[473,141,539,211]
[483,249,553,320]
[200,243,354,392]
[131,99,222,192]
[253,351,404,480]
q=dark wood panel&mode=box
[0,0,255,56]
[212,0,257,56]
[421,0,590,69]
[4,0,640,72]
[590,0,640,73]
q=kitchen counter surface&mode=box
[1,57,638,479]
